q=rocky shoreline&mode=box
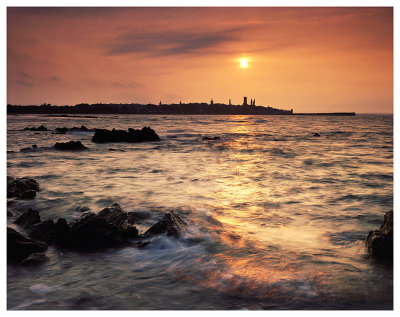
[7,176,393,267]
[7,176,188,265]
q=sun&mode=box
[240,58,248,68]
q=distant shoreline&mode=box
[7,104,356,116]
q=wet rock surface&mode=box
[14,208,41,229]
[92,126,160,143]
[20,144,39,153]
[23,125,48,131]
[10,203,187,258]
[366,210,393,263]
[7,176,40,199]
[7,227,47,263]
[55,125,90,134]
[54,141,88,151]
[21,253,49,266]
[144,211,187,238]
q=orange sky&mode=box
[7,7,393,113]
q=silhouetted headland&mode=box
[7,98,355,116]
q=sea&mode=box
[6,113,393,310]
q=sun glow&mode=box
[240,58,248,68]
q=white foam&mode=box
[28,283,53,295]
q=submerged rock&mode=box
[313,133,321,137]
[144,211,187,238]
[14,208,41,229]
[22,253,49,266]
[365,210,393,263]
[92,127,160,143]
[7,176,40,199]
[55,127,69,134]
[54,141,88,151]
[202,136,220,140]
[23,125,48,131]
[127,211,151,224]
[7,227,47,263]
[55,125,90,134]
[20,144,39,153]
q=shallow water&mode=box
[7,114,393,309]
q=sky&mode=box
[7,7,393,113]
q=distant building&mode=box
[229,99,232,106]
[210,99,214,105]
[243,97,248,106]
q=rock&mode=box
[366,210,393,263]
[55,127,68,134]
[21,253,49,266]
[29,219,55,242]
[92,127,160,143]
[23,125,48,131]
[144,211,187,238]
[54,141,88,151]
[69,125,89,132]
[7,227,47,263]
[127,211,150,224]
[313,133,321,137]
[55,126,89,134]
[52,218,71,246]
[75,206,90,213]
[61,203,139,251]
[7,210,14,217]
[20,145,39,153]
[202,136,220,140]
[7,176,40,199]
[29,218,71,246]
[19,190,37,199]
[14,209,41,229]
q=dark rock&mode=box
[75,206,91,213]
[127,211,150,224]
[92,126,160,143]
[52,218,71,246]
[366,210,393,263]
[61,204,139,251]
[14,209,41,229]
[55,127,68,134]
[7,227,47,263]
[54,141,88,151]
[7,176,40,199]
[202,136,220,140]
[20,145,39,153]
[29,219,55,242]
[69,125,89,132]
[21,253,49,266]
[144,211,187,238]
[19,190,37,199]
[313,133,321,137]
[7,210,14,217]
[23,125,48,131]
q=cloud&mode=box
[15,79,34,87]
[105,28,243,57]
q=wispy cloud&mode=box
[105,28,244,57]
[15,79,34,87]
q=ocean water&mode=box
[7,114,393,310]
